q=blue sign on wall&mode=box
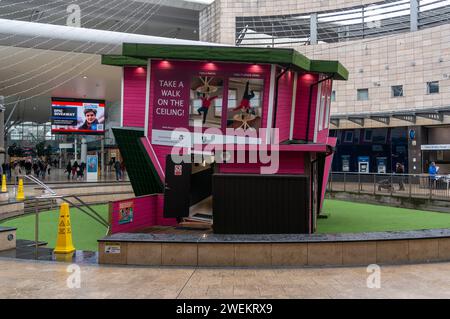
[358,156,370,163]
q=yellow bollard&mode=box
[16,178,24,200]
[54,203,76,254]
[1,174,6,193]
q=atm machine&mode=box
[358,156,370,173]
[376,157,387,174]
[341,155,350,172]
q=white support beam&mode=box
[411,0,419,32]
[145,59,152,138]
[266,64,277,144]
[310,13,318,45]
[289,72,298,140]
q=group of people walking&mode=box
[65,161,86,181]
[4,159,55,181]
[0,157,125,183]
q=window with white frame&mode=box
[357,88,369,101]
[214,98,223,117]
[318,82,326,131]
[391,85,403,97]
[227,89,237,108]
[427,81,439,94]
[344,131,354,143]
[250,90,261,108]
[323,80,332,129]
[364,129,373,142]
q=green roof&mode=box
[102,55,147,67]
[102,43,348,80]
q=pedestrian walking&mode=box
[114,160,122,181]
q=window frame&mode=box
[357,88,369,101]
[391,85,404,97]
[363,129,373,142]
[344,131,354,143]
[227,88,237,109]
[427,81,439,94]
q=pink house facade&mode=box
[103,44,348,235]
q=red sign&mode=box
[174,165,182,176]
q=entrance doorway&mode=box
[163,155,214,222]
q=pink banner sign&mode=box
[152,75,190,131]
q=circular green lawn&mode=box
[318,200,450,233]
[3,200,450,252]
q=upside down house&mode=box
[102,43,348,235]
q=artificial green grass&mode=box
[3,200,450,252]
[0,205,108,252]
[318,200,450,233]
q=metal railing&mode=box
[328,172,450,200]
[235,0,450,47]
[14,175,110,258]
[19,174,56,195]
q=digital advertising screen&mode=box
[51,97,105,134]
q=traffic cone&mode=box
[1,174,6,193]
[54,203,76,254]
[16,178,24,200]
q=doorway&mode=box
[163,154,214,221]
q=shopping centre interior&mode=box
[2,0,450,300]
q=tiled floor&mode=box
[1,257,450,298]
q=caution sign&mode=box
[54,203,76,254]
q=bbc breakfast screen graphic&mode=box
[51,97,105,134]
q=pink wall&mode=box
[315,79,333,144]
[292,73,319,142]
[316,129,329,144]
[110,195,156,234]
[140,137,165,181]
[151,145,171,179]
[219,151,304,174]
[110,194,176,234]
[123,66,147,128]
[320,137,337,211]
[275,69,294,143]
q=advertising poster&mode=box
[150,61,266,147]
[87,155,98,173]
[51,97,105,134]
[189,76,224,128]
[151,74,191,146]
[227,78,264,131]
[152,77,190,131]
[118,200,134,225]
[86,155,98,181]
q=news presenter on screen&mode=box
[80,108,99,130]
